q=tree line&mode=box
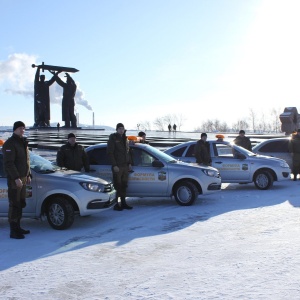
[138,108,282,133]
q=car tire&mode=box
[254,170,274,190]
[46,197,75,230]
[173,181,199,206]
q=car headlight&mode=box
[201,169,220,178]
[279,161,290,168]
[80,182,105,192]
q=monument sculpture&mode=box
[33,67,55,127]
[279,107,300,135]
[32,62,79,128]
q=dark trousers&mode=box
[7,178,26,223]
[112,165,129,198]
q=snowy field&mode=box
[1,179,300,300]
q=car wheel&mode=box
[46,197,75,230]
[254,170,274,190]
[173,181,199,206]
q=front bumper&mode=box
[87,196,117,209]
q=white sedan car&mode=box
[165,138,291,190]
[0,151,116,230]
[86,143,221,206]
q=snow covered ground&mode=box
[1,180,300,300]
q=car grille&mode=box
[103,182,115,193]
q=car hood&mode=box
[172,160,219,171]
[251,154,288,164]
[39,169,110,184]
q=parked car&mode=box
[86,143,221,206]
[252,137,292,169]
[164,137,291,190]
[0,151,116,230]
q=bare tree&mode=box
[153,117,165,131]
[173,113,186,131]
[232,120,249,132]
[140,121,152,131]
[249,108,256,133]
[271,107,281,133]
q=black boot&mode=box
[17,220,30,234]
[113,203,123,211]
[293,174,297,181]
[121,197,133,210]
[10,222,25,239]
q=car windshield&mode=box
[230,143,256,156]
[30,152,58,173]
[143,145,178,163]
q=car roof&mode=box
[252,137,291,150]
[86,142,151,151]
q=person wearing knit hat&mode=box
[194,133,212,166]
[3,121,31,239]
[138,131,149,144]
[107,123,133,211]
[56,133,90,172]
[13,121,25,131]
[233,130,252,151]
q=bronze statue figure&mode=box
[32,62,79,128]
[34,67,55,127]
[53,72,77,128]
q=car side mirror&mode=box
[152,160,164,168]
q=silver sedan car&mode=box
[252,137,292,169]
[165,138,291,190]
[86,143,221,206]
[0,151,116,230]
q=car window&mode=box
[169,146,187,157]
[259,140,290,153]
[186,144,195,157]
[131,148,155,167]
[88,148,111,165]
[214,144,236,157]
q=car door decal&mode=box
[129,172,156,181]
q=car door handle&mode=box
[128,170,134,173]
[215,161,223,164]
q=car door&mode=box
[211,143,251,181]
[128,147,168,196]
[257,139,292,168]
[0,155,8,215]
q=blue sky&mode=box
[1,0,300,130]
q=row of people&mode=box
[194,130,252,165]
[2,121,149,238]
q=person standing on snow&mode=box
[107,123,133,211]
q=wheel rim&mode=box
[49,203,65,226]
[176,186,192,203]
[256,174,268,188]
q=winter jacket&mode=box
[107,133,131,167]
[234,136,252,151]
[194,140,211,165]
[56,142,90,172]
[3,133,31,180]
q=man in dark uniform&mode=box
[234,130,252,151]
[194,132,212,166]
[107,123,132,211]
[289,129,300,180]
[3,121,31,239]
[56,133,90,172]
